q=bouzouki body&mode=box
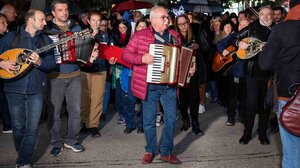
[0,49,33,79]
[212,45,237,73]
[236,37,264,59]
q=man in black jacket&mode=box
[234,6,274,145]
[259,1,300,167]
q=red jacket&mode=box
[122,27,181,100]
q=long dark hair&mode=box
[116,20,131,47]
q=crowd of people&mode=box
[0,0,299,167]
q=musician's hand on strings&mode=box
[109,57,117,65]
[238,41,249,50]
[142,53,154,64]
[0,60,18,74]
[222,49,229,56]
[28,52,41,66]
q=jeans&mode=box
[115,79,125,119]
[6,93,43,165]
[48,76,81,148]
[123,77,137,129]
[142,85,177,156]
[102,81,111,114]
[277,100,300,168]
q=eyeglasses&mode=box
[177,22,187,27]
[154,15,171,21]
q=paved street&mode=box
[0,102,282,168]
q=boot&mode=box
[180,120,190,131]
[192,121,204,135]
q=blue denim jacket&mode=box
[0,27,56,94]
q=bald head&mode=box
[149,6,170,34]
[238,19,249,31]
[0,4,17,22]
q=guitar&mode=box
[0,29,91,79]
[236,37,265,60]
[212,45,237,73]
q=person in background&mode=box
[238,11,247,22]
[174,14,204,135]
[78,10,89,29]
[217,19,249,126]
[259,0,300,166]
[0,13,11,134]
[134,19,149,133]
[273,6,285,24]
[100,18,115,122]
[0,3,18,32]
[0,9,55,167]
[80,11,107,138]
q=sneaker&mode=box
[50,147,63,157]
[225,120,235,126]
[205,92,210,98]
[15,164,32,168]
[117,118,125,125]
[2,129,12,134]
[156,113,163,127]
[64,143,85,153]
[198,104,205,114]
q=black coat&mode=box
[233,20,274,78]
[259,20,300,98]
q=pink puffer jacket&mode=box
[122,27,181,100]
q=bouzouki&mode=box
[236,37,266,60]
[212,45,238,73]
[0,29,91,79]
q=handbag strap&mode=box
[288,83,300,95]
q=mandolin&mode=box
[0,29,91,79]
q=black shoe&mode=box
[239,135,252,145]
[137,127,144,134]
[124,127,136,134]
[180,120,190,131]
[258,136,270,145]
[100,114,106,122]
[237,118,244,124]
[80,124,88,133]
[225,120,235,126]
[192,121,204,136]
[90,127,101,138]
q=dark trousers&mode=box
[244,76,270,137]
[179,75,199,122]
[226,76,246,122]
[0,81,11,130]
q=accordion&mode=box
[48,31,96,64]
[146,44,195,87]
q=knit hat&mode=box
[290,0,300,8]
